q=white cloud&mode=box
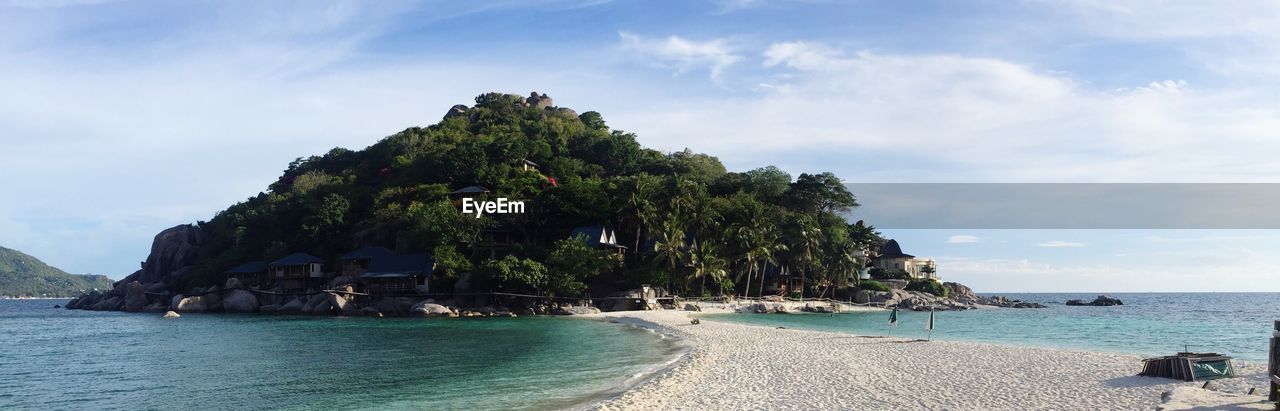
[1037,240,1087,248]
[947,235,981,244]
[618,32,742,80]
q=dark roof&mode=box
[270,252,324,266]
[450,185,489,195]
[225,261,267,274]
[877,239,915,259]
[521,159,539,167]
[340,246,394,261]
[570,226,626,249]
[362,253,435,278]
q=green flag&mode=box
[888,306,898,327]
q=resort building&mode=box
[224,261,268,289]
[477,228,521,259]
[269,252,325,292]
[570,226,627,255]
[360,253,435,295]
[871,239,939,280]
[338,246,395,278]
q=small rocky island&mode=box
[1066,295,1124,306]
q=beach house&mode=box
[570,226,627,255]
[360,253,435,294]
[871,239,939,280]
[269,252,326,292]
[224,261,268,289]
[338,246,395,278]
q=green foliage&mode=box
[476,255,547,292]
[870,267,910,280]
[906,278,948,297]
[0,246,114,297]
[545,236,621,296]
[859,280,891,292]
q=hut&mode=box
[338,246,394,277]
[270,252,325,292]
[361,253,435,295]
[225,261,268,289]
[570,226,627,255]
[449,185,489,198]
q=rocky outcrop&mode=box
[943,282,977,304]
[224,277,243,290]
[444,104,468,119]
[553,305,601,315]
[123,281,148,312]
[683,303,701,312]
[138,224,207,284]
[739,302,788,314]
[222,289,259,313]
[279,297,306,314]
[411,302,455,317]
[978,295,1046,308]
[173,295,208,312]
[1066,295,1123,306]
[526,92,553,109]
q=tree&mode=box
[785,172,858,215]
[652,217,687,294]
[476,255,547,293]
[546,236,622,296]
[689,241,729,296]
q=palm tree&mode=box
[652,217,687,294]
[755,229,786,298]
[690,241,728,296]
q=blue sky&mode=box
[3,0,1280,291]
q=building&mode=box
[569,226,627,255]
[871,239,939,280]
[477,228,521,259]
[338,246,395,278]
[360,253,435,295]
[270,252,325,292]
[224,261,267,289]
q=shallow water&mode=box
[708,292,1280,362]
[0,300,680,410]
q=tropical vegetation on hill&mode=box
[0,246,114,297]
[178,92,883,298]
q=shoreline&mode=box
[589,309,1272,410]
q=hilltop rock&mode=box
[1066,295,1123,306]
[123,281,148,312]
[139,224,207,285]
[222,289,259,313]
[444,104,469,119]
[526,92,553,109]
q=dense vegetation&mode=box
[0,246,113,297]
[179,92,883,298]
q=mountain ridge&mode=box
[0,246,114,297]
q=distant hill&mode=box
[0,246,114,297]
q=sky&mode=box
[2,0,1280,291]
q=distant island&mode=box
[0,246,113,298]
[67,92,989,316]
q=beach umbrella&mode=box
[887,306,898,337]
[926,307,936,341]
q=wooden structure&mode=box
[570,225,627,255]
[360,253,435,295]
[477,228,521,259]
[270,252,325,292]
[1140,352,1235,382]
[338,246,394,277]
[224,261,268,288]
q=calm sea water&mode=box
[0,300,681,410]
[709,293,1280,363]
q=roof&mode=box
[340,246,394,261]
[570,226,626,249]
[450,185,489,195]
[270,252,324,266]
[362,253,435,278]
[225,261,267,274]
[521,159,539,167]
[876,239,915,259]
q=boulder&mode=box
[526,92,553,109]
[144,301,168,312]
[411,302,454,317]
[173,296,208,312]
[163,311,180,319]
[123,281,148,312]
[443,104,469,119]
[259,304,281,313]
[279,296,306,313]
[65,297,82,309]
[224,277,243,290]
[222,289,259,313]
[943,282,978,304]
[90,296,122,311]
[170,294,186,310]
[310,293,348,315]
[683,303,702,312]
[138,224,207,284]
[1066,295,1123,306]
[554,306,601,315]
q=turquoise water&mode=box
[0,300,681,410]
[709,293,1280,362]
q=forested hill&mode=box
[0,246,113,297]
[174,91,882,298]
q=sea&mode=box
[0,300,683,410]
[710,292,1280,363]
[4,293,1278,409]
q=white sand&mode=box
[590,309,1270,411]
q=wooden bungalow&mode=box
[225,261,268,289]
[360,253,435,295]
[477,228,522,259]
[270,252,325,292]
[338,246,394,278]
[569,226,627,255]
[449,185,489,198]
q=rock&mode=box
[554,306,601,315]
[90,296,122,311]
[53,304,61,308]
[1066,295,1124,306]
[279,296,306,313]
[222,289,259,313]
[170,294,186,310]
[763,295,784,302]
[259,304,280,313]
[943,282,978,304]
[411,302,454,317]
[163,311,180,319]
[138,224,207,284]
[65,297,80,309]
[373,297,412,316]
[144,301,168,312]
[526,92,553,109]
[881,279,909,290]
[123,281,148,312]
[444,104,468,119]
[145,282,168,293]
[224,277,243,290]
[361,306,381,316]
[173,296,208,312]
[683,303,702,312]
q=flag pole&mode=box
[927,306,935,341]
[887,306,898,337]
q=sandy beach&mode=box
[591,308,1271,410]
